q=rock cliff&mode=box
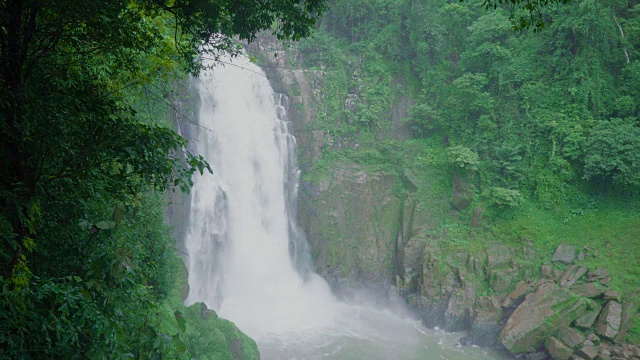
[246,35,639,359]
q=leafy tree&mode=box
[0,0,328,357]
[468,0,574,31]
[582,117,640,187]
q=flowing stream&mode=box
[184,53,505,360]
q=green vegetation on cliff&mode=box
[268,0,640,343]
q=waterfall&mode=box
[184,54,335,338]
[182,53,504,360]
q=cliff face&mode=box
[246,35,639,357]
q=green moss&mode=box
[492,201,640,297]
[181,304,259,360]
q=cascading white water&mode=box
[184,54,336,337]
[184,53,506,359]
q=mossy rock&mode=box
[182,303,259,360]
[500,283,588,354]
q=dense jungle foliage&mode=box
[0,0,325,358]
[287,0,640,341]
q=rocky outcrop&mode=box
[500,283,587,353]
[597,301,623,340]
[182,303,260,360]
[546,337,574,360]
[298,163,404,288]
[552,245,577,264]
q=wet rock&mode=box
[199,302,218,320]
[547,336,574,360]
[553,245,577,264]
[444,288,470,331]
[596,301,622,340]
[560,265,588,288]
[500,283,588,354]
[558,327,585,349]
[572,283,606,298]
[525,352,549,360]
[470,296,504,347]
[575,308,602,329]
[577,345,600,359]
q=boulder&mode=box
[524,352,549,360]
[577,345,600,360]
[608,344,636,359]
[575,308,602,329]
[552,245,577,264]
[583,339,594,346]
[470,296,504,346]
[596,301,622,340]
[596,349,612,360]
[599,277,611,286]
[503,280,533,307]
[572,283,606,298]
[588,269,610,282]
[559,265,588,288]
[586,333,600,344]
[443,288,470,331]
[546,337,574,360]
[508,280,533,300]
[629,344,640,357]
[557,327,585,349]
[604,291,619,301]
[613,302,637,343]
[500,283,588,354]
[542,264,555,280]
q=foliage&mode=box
[468,0,574,31]
[287,0,640,311]
[0,0,328,357]
[489,187,524,208]
[294,0,640,200]
[582,117,640,187]
[447,146,480,171]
